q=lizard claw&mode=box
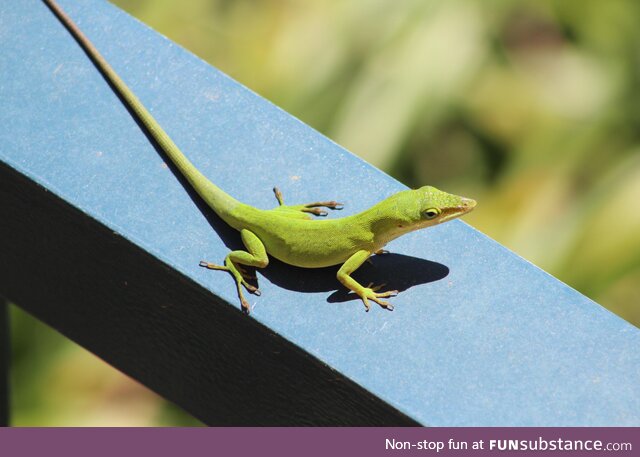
[371,297,394,311]
[245,284,261,296]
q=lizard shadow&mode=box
[261,253,449,303]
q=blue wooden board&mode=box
[1,0,639,425]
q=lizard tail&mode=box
[43,0,239,214]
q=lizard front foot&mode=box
[359,283,398,311]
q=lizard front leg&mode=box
[200,229,268,314]
[337,250,398,311]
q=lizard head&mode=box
[411,185,476,228]
[367,185,476,247]
[371,186,476,246]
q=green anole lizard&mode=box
[45,0,476,314]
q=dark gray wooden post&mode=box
[0,298,9,426]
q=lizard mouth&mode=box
[460,197,477,212]
[441,198,477,222]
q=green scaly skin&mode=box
[45,0,477,313]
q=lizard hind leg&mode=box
[199,229,269,314]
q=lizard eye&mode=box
[423,208,440,219]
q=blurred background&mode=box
[10,0,639,425]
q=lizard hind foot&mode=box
[240,297,251,314]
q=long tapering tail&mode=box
[43,0,239,213]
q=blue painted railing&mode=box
[1,0,639,426]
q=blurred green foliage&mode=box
[10,305,202,426]
[10,0,639,426]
